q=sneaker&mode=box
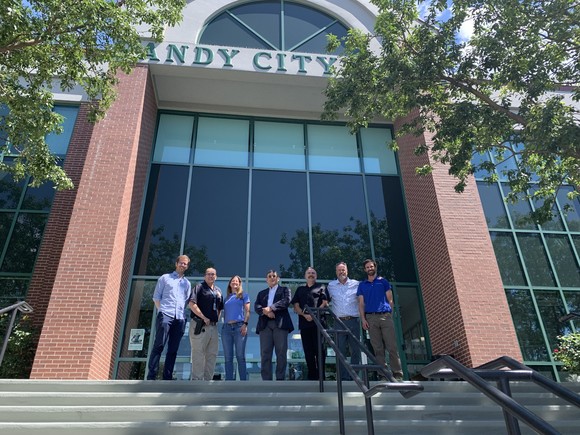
[394,373,404,381]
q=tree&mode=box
[323,0,580,223]
[0,0,186,190]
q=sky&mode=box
[418,0,475,42]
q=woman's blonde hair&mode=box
[227,275,244,299]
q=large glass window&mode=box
[250,170,308,277]
[360,128,397,175]
[253,121,305,170]
[475,145,580,380]
[199,1,349,54]
[0,105,78,304]
[194,117,249,167]
[309,173,369,280]
[152,114,194,164]
[307,124,359,173]
[184,167,249,277]
[133,164,189,276]
[121,111,422,381]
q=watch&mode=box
[243,321,248,325]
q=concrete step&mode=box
[0,380,577,435]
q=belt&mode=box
[365,312,388,315]
[338,316,357,321]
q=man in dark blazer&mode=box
[254,270,294,380]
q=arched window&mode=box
[199,1,348,54]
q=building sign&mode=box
[141,42,339,77]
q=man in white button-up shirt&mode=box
[327,262,360,380]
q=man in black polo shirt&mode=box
[189,267,223,380]
[291,267,329,380]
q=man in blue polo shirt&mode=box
[357,259,403,380]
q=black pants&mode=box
[300,327,325,380]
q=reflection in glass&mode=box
[492,145,520,180]
[505,288,549,361]
[285,2,347,53]
[199,1,348,54]
[501,183,536,230]
[22,181,56,211]
[367,176,416,282]
[398,286,427,361]
[152,114,194,164]
[535,290,568,354]
[119,280,157,359]
[185,167,249,277]
[134,164,189,276]
[471,150,492,179]
[0,278,29,306]
[0,212,13,254]
[557,186,580,232]
[200,13,271,49]
[545,235,580,288]
[1,213,47,273]
[46,106,79,156]
[477,182,510,229]
[309,173,370,281]
[360,128,397,175]
[490,232,527,286]
[517,234,556,287]
[250,170,308,278]
[0,164,25,210]
[307,125,359,173]
[253,121,305,170]
[529,186,564,231]
[195,117,249,167]
[563,290,580,332]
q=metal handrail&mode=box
[0,301,34,368]
[303,305,423,435]
[421,354,580,435]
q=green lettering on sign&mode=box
[166,44,189,63]
[218,48,240,67]
[254,52,272,70]
[193,47,214,65]
[145,42,159,61]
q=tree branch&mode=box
[441,74,528,126]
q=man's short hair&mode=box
[363,258,377,269]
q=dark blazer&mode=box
[254,285,294,334]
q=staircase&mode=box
[0,379,578,434]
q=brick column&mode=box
[29,65,157,379]
[394,110,522,366]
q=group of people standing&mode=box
[146,255,403,382]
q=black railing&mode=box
[421,354,580,435]
[0,301,34,368]
[304,305,423,435]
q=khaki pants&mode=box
[189,322,218,380]
[366,312,402,376]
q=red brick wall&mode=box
[29,65,157,379]
[395,111,522,367]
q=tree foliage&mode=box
[554,332,580,375]
[0,0,186,189]
[323,0,580,223]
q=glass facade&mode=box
[200,1,348,54]
[116,111,427,380]
[0,105,78,306]
[476,150,580,381]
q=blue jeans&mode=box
[221,322,248,380]
[147,312,186,380]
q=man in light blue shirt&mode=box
[147,255,192,380]
[327,262,360,380]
